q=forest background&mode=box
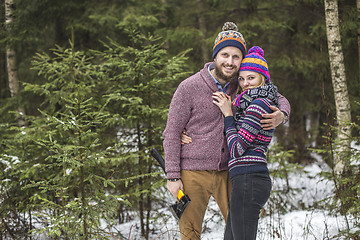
[0,0,359,239]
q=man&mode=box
[163,22,290,239]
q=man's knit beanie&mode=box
[240,46,270,82]
[212,22,246,59]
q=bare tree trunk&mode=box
[5,48,19,97]
[324,0,352,174]
[5,0,26,126]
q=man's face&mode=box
[213,46,243,83]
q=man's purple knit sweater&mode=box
[163,63,290,179]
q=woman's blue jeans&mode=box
[224,171,272,240]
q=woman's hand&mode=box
[181,129,192,145]
[212,92,233,117]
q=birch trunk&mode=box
[5,0,26,126]
[324,0,352,174]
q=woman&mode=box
[212,46,278,240]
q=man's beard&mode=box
[214,64,238,83]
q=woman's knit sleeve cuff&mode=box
[224,116,235,129]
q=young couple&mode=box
[163,22,291,240]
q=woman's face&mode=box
[238,71,264,91]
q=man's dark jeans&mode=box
[224,171,272,240]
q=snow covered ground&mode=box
[119,159,359,239]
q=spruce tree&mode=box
[1,25,190,238]
[94,24,191,238]
[22,39,127,239]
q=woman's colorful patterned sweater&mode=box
[224,97,276,179]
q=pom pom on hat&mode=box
[248,46,264,56]
[240,46,270,82]
[222,22,238,32]
[213,22,246,59]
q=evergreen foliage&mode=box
[92,25,191,238]
[267,144,303,214]
[2,39,124,239]
[310,106,360,239]
[0,26,189,238]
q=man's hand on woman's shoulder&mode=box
[261,106,285,130]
